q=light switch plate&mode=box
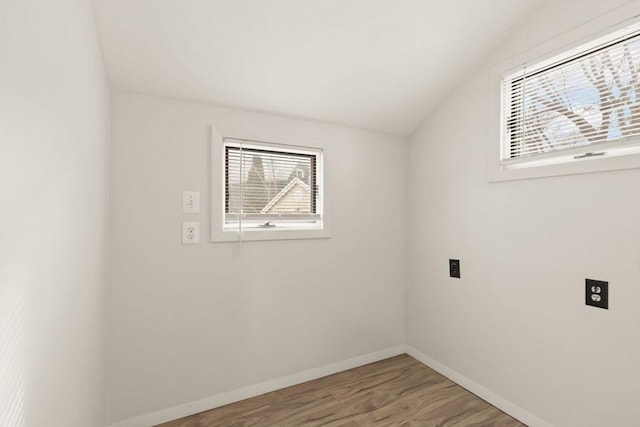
[182,222,200,244]
[183,191,200,213]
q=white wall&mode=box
[108,91,406,424]
[0,2,110,427]
[407,1,640,426]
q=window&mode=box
[500,22,640,171]
[210,129,330,242]
[223,137,322,231]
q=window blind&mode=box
[503,28,640,163]
[224,138,321,228]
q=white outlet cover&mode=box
[183,191,200,213]
[182,221,200,244]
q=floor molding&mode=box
[405,345,552,427]
[108,345,407,427]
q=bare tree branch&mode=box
[537,77,598,140]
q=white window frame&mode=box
[489,8,640,183]
[211,123,332,242]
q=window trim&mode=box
[211,123,332,242]
[488,7,640,183]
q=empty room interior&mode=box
[2,0,640,426]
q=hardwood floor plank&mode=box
[156,355,525,427]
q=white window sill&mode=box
[211,227,331,243]
[489,148,640,183]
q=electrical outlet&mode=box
[585,279,608,309]
[182,222,200,244]
[449,259,460,278]
[183,191,200,213]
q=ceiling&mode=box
[92,0,541,136]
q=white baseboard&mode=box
[110,344,551,427]
[405,345,552,427]
[109,345,407,427]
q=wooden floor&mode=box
[157,354,525,427]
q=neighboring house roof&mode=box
[261,177,310,214]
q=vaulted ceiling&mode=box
[92,0,541,136]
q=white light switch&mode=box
[182,222,200,244]
[183,191,200,213]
